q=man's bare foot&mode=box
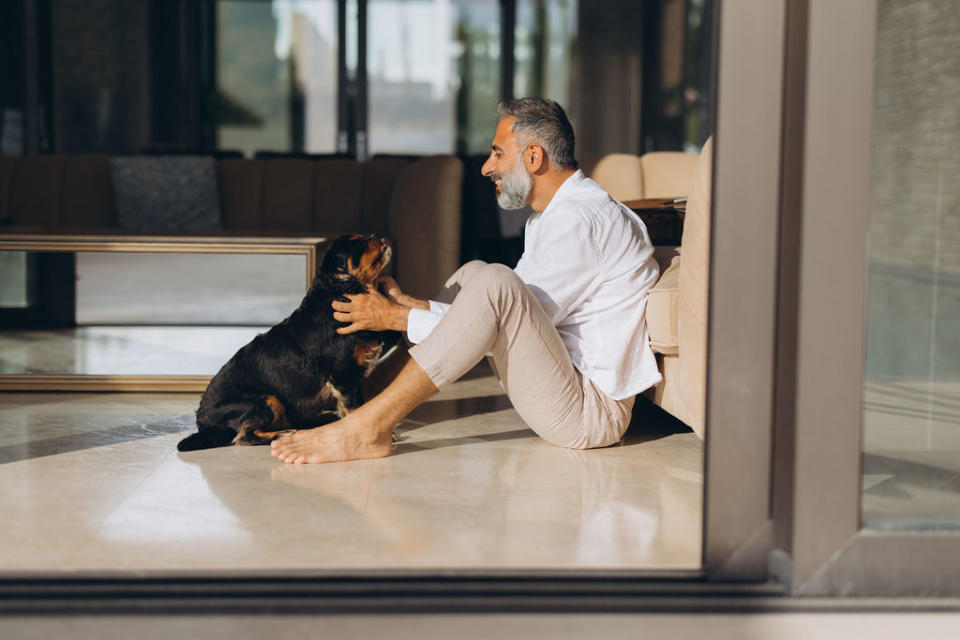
[270,415,393,464]
[273,357,437,464]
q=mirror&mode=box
[0,242,318,389]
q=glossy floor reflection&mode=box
[0,326,267,376]
[0,366,702,571]
[863,380,960,529]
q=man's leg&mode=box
[362,342,409,399]
[407,263,629,449]
[362,260,489,399]
[271,356,437,464]
[271,261,490,464]
[272,262,627,463]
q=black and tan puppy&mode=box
[177,234,396,451]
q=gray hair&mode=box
[496,98,578,170]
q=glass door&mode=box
[775,0,960,596]
[861,0,960,532]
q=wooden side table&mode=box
[623,198,686,246]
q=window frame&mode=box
[13,0,960,611]
[0,0,788,610]
[772,0,960,596]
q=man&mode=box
[271,98,661,464]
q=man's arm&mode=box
[332,276,437,335]
[514,212,600,324]
[378,276,430,312]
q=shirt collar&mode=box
[541,169,586,215]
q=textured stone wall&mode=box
[866,0,960,378]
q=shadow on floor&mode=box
[0,416,196,465]
[622,395,693,445]
[392,428,532,456]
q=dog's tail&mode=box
[177,426,236,451]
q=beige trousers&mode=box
[408,261,634,449]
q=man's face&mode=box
[481,117,533,210]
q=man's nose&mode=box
[481,156,494,177]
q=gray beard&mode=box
[496,161,532,210]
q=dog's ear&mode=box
[319,246,349,275]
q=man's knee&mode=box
[458,260,489,280]
[438,260,489,300]
[468,262,524,296]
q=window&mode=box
[513,0,577,111]
[366,0,501,155]
[861,0,960,530]
[216,0,339,155]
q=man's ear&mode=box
[526,144,545,173]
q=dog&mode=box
[177,234,397,451]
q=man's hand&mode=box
[332,287,408,334]
[377,275,407,306]
[376,275,430,310]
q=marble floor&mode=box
[0,364,703,573]
[862,379,960,529]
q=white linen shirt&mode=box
[406,170,662,400]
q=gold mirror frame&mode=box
[0,232,328,392]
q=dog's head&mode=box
[319,234,392,286]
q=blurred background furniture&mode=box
[0,153,463,302]
[581,150,698,201]
[644,137,713,439]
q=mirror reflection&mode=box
[0,251,305,377]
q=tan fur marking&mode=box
[349,238,389,285]
[234,396,289,444]
[264,395,287,428]
[354,341,383,376]
[319,380,350,417]
[233,420,255,445]
[253,429,295,439]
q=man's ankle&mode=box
[358,426,393,446]
[353,414,395,444]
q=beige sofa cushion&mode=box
[362,156,416,235]
[653,353,683,419]
[640,151,699,198]
[218,158,263,230]
[10,156,64,227]
[313,158,362,233]
[262,158,315,231]
[676,137,713,439]
[388,155,463,298]
[580,153,644,201]
[647,255,680,355]
[61,155,114,228]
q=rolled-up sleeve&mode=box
[406,300,451,344]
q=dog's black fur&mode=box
[177,234,397,451]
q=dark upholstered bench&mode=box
[0,153,464,299]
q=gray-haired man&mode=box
[272,98,660,464]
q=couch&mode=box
[644,137,713,439]
[581,150,699,201]
[0,153,463,300]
